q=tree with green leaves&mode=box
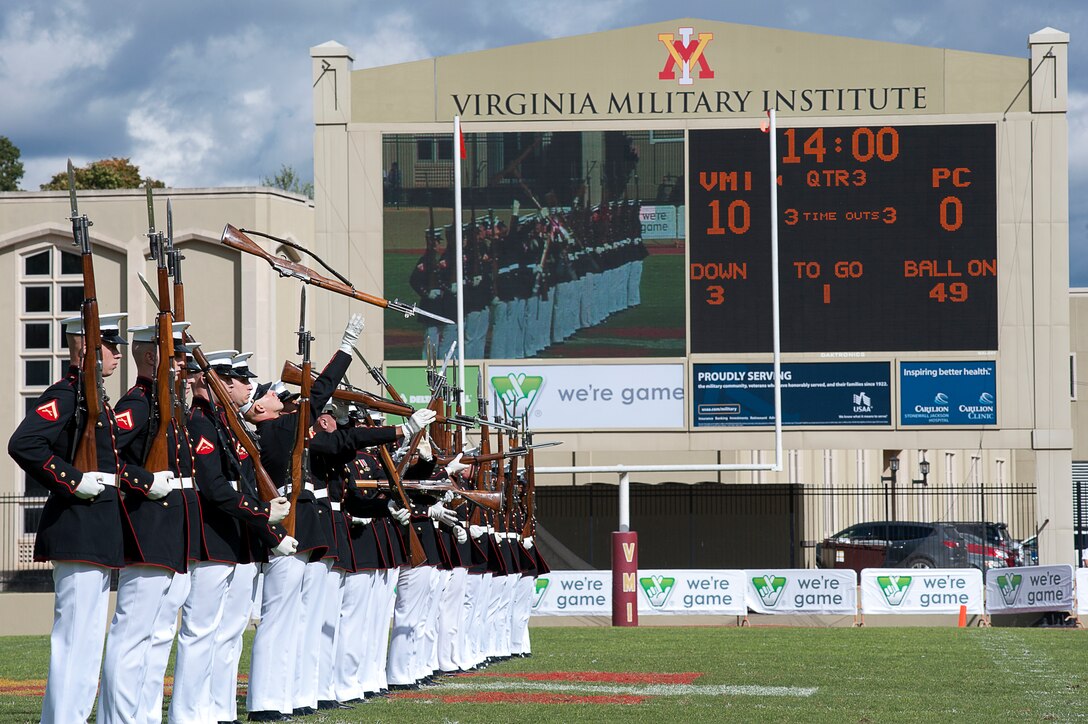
[0,136,25,191]
[262,164,314,199]
[41,157,164,190]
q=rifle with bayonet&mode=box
[221,225,453,325]
[68,160,103,473]
[521,419,536,538]
[164,199,189,423]
[142,185,177,472]
[354,479,503,513]
[394,343,454,480]
[283,288,313,537]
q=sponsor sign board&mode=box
[693,362,890,427]
[637,569,747,615]
[531,571,611,615]
[900,361,996,425]
[860,568,983,614]
[744,569,857,615]
[386,365,480,419]
[985,565,1074,614]
[489,364,684,429]
[639,205,679,239]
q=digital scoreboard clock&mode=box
[688,124,997,353]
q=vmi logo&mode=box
[491,373,544,419]
[877,575,913,606]
[532,578,550,609]
[658,27,714,85]
[639,575,676,609]
[753,575,787,607]
[997,573,1022,606]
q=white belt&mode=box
[330,501,341,512]
[171,477,194,490]
[99,473,118,488]
[311,488,328,500]
[228,479,239,491]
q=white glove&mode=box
[453,526,468,544]
[268,496,290,525]
[74,472,105,500]
[427,502,458,527]
[147,471,175,500]
[441,490,456,504]
[523,535,534,550]
[387,499,411,526]
[351,516,372,527]
[403,408,437,437]
[416,435,433,462]
[271,535,299,556]
[444,452,470,477]
[340,313,364,353]
[469,524,487,540]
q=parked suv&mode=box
[945,522,1018,569]
[816,521,970,573]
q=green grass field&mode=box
[383,253,686,360]
[0,626,1086,722]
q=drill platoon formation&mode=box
[7,172,552,724]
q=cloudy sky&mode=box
[2,0,1086,279]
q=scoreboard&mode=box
[689,124,997,353]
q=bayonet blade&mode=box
[437,341,456,380]
[145,185,156,233]
[137,272,161,307]
[166,198,174,249]
[66,159,79,219]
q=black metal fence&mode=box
[536,481,1042,570]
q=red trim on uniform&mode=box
[40,456,75,492]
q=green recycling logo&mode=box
[752,575,788,608]
[491,373,544,419]
[532,578,550,609]
[877,576,913,606]
[639,575,676,609]
[996,573,1022,606]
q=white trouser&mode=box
[334,570,376,701]
[511,574,535,654]
[424,569,452,674]
[247,553,306,714]
[137,569,191,723]
[481,573,503,658]
[99,565,175,724]
[436,568,468,672]
[294,558,333,710]
[498,573,519,656]
[318,565,347,702]
[387,565,437,685]
[465,308,490,359]
[211,562,259,722]
[467,572,492,667]
[365,568,398,693]
[168,561,234,723]
[457,572,485,670]
[41,562,111,724]
[629,258,643,306]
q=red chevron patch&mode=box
[35,400,59,422]
[194,436,215,455]
[115,410,134,431]
[235,441,249,460]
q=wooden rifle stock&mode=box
[521,434,536,538]
[70,171,102,474]
[357,414,427,566]
[143,239,176,472]
[355,480,503,512]
[282,357,311,538]
[222,224,412,316]
[280,361,415,417]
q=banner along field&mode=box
[0,627,1085,722]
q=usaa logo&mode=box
[852,391,872,413]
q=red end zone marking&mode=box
[464,671,703,684]
[395,692,647,705]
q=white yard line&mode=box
[437,680,817,697]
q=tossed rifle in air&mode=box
[142,186,178,472]
[136,273,282,504]
[67,160,103,473]
[221,224,454,325]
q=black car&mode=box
[945,521,1018,569]
[816,521,971,573]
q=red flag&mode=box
[459,126,467,159]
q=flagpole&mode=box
[769,109,783,470]
[454,116,466,411]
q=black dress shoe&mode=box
[317,700,353,710]
[291,707,316,716]
[247,712,291,722]
[388,683,419,691]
